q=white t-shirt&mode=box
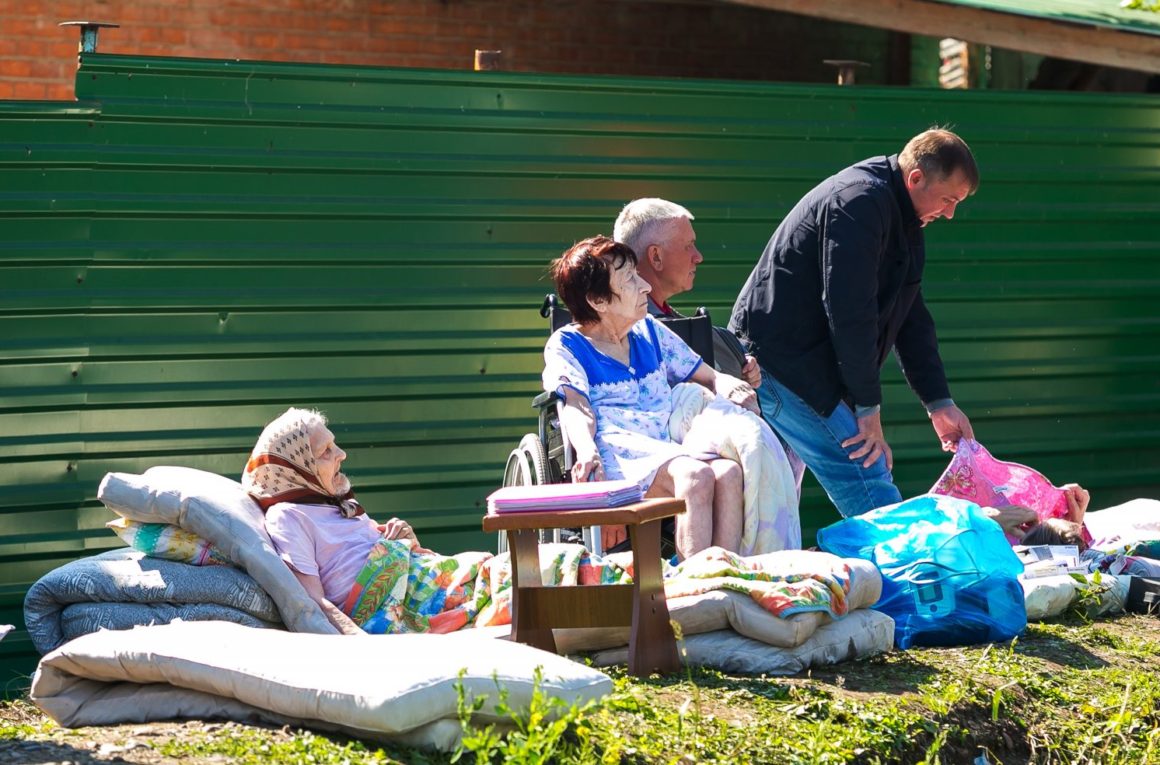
[265,502,382,606]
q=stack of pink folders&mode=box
[487,479,643,513]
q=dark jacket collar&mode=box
[888,154,921,232]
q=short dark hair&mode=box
[549,236,637,325]
[1021,518,1087,552]
[899,128,979,194]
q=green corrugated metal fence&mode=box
[1,52,1158,687]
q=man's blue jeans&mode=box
[756,371,902,518]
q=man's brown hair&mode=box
[899,128,979,193]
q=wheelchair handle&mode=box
[540,294,558,319]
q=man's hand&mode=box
[842,410,893,470]
[715,373,759,413]
[929,405,974,452]
[740,355,762,388]
[572,450,605,483]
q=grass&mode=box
[2,612,1158,764]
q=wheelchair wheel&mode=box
[496,434,553,554]
[503,433,550,488]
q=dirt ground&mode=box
[0,713,303,765]
[3,614,1159,765]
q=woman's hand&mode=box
[572,450,605,483]
[984,504,1038,535]
[558,387,603,483]
[378,517,416,542]
[714,373,759,413]
[1062,484,1090,525]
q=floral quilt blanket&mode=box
[340,541,851,635]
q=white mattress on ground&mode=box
[31,620,612,752]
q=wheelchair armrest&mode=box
[531,390,559,409]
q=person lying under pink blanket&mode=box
[986,483,1089,546]
[988,486,1160,577]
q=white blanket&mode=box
[1085,498,1160,549]
[670,383,800,553]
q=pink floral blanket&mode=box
[931,438,1068,542]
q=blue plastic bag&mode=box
[817,494,1026,649]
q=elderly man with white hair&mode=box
[613,198,761,387]
[608,199,803,553]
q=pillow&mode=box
[1022,572,1129,621]
[97,466,336,635]
[106,518,229,567]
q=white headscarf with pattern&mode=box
[241,407,364,517]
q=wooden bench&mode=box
[483,498,685,677]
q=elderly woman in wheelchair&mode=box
[544,235,760,560]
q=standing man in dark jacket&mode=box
[729,128,978,517]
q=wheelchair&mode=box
[498,294,717,555]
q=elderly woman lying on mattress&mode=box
[242,407,429,635]
[931,439,1160,575]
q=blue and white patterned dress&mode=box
[542,315,704,489]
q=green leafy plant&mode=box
[453,666,609,764]
[1068,570,1114,620]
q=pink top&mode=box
[265,501,382,605]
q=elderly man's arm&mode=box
[689,363,758,413]
[287,565,363,635]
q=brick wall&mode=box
[0,0,899,101]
